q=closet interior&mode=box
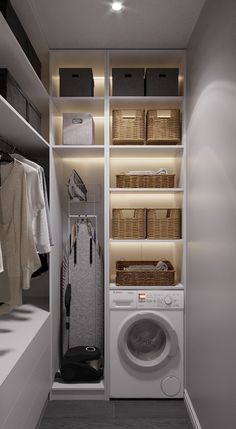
[0,8,186,413]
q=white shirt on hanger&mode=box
[0,160,41,312]
[13,154,52,254]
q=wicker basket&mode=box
[112,109,145,145]
[116,260,175,286]
[116,173,175,188]
[112,208,146,239]
[147,208,181,239]
[146,109,181,145]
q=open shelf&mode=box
[0,95,49,154]
[52,96,104,117]
[110,188,184,193]
[110,96,183,110]
[52,145,104,158]
[110,239,183,243]
[0,13,48,114]
[109,283,184,290]
[110,145,184,158]
[0,304,50,386]
[51,379,105,400]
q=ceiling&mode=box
[17,0,206,50]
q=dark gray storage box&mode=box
[0,0,41,79]
[59,68,94,97]
[145,68,179,96]
[26,101,41,133]
[112,68,145,96]
[0,68,27,119]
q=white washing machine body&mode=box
[109,289,184,398]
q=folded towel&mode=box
[124,261,169,272]
[126,168,168,175]
[156,261,168,271]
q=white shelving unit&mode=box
[0,95,49,154]
[0,13,49,114]
[0,10,51,429]
[48,48,186,401]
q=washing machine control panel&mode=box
[137,291,184,309]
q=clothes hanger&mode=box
[0,150,14,163]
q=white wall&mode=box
[186,0,236,428]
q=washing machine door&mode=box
[118,312,178,370]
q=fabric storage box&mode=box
[112,208,146,239]
[0,68,27,119]
[147,208,181,239]
[116,260,175,286]
[146,109,181,145]
[112,68,145,96]
[112,109,145,145]
[63,113,94,145]
[145,68,179,96]
[59,68,94,97]
[26,100,41,133]
[116,173,175,188]
[0,0,41,78]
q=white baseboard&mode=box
[184,389,202,429]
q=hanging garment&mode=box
[61,220,103,355]
[0,160,41,314]
[13,154,53,252]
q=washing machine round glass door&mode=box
[118,312,178,370]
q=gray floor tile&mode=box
[43,400,114,418]
[39,417,192,429]
[113,399,187,418]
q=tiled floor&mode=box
[38,400,193,429]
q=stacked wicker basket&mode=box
[116,260,175,286]
[112,108,181,145]
[112,107,181,287]
[116,173,175,189]
[112,208,181,240]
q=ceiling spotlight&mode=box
[111,2,123,12]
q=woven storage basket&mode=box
[116,260,175,286]
[116,173,175,188]
[112,208,146,239]
[147,208,181,239]
[146,109,181,145]
[112,109,145,145]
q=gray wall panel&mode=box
[186,0,236,428]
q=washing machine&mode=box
[109,289,184,398]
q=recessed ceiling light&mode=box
[111,2,123,12]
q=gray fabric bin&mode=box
[59,68,94,97]
[145,68,179,96]
[63,112,95,145]
[0,68,27,119]
[112,68,145,96]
